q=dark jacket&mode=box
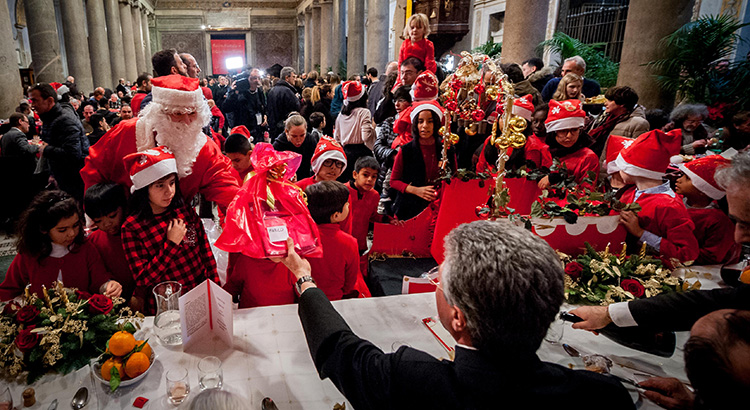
[392,139,455,220]
[38,103,89,200]
[1,127,39,159]
[222,88,267,142]
[312,98,334,137]
[298,287,636,410]
[267,80,301,139]
[96,108,118,125]
[272,131,315,180]
[528,66,556,93]
[373,116,398,190]
[367,76,387,118]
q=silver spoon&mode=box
[70,387,89,409]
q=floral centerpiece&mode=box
[0,282,143,383]
[560,243,701,305]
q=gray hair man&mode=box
[266,66,301,141]
[541,55,602,102]
[281,221,635,409]
[669,103,711,154]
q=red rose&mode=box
[16,305,40,325]
[444,101,458,112]
[2,301,21,317]
[88,294,113,315]
[75,289,92,300]
[15,327,40,352]
[621,279,645,298]
[564,262,584,280]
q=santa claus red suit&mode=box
[80,75,239,211]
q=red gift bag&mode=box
[216,143,323,259]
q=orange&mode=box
[136,340,152,358]
[124,352,150,379]
[100,357,123,381]
[108,331,136,356]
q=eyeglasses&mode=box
[421,266,442,290]
[322,159,345,169]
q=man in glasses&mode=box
[222,68,267,143]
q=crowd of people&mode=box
[0,11,749,409]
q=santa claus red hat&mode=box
[151,74,204,109]
[410,72,439,102]
[604,135,635,175]
[615,130,681,179]
[230,125,252,140]
[342,81,366,105]
[545,99,586,133]
[311,136,347,175]
[123,146,178,193]
[677,155,731,200]
[409,100,444,123]
[512,94,534,121]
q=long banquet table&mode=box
[5,265,722,409]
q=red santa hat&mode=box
[615,130,681,179]
[49,82,63,91]
[677,155,731,200]
[409,100,444,123]
[604,135,635,175]
[342,81,366,105]
[410,72,439,102]
[545,99,586,133]
[311,136,347,175]
[151,74,204,109]
[512,94,534,121]
[230,125,252,140]
[123,146,178,193]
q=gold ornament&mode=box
[464,122,477,136]
[485,85,499,100]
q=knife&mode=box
[48,399,58,410]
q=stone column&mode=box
[118,0,138,82]
[86,0,112,89]
[0,0,23,117]
[23,0,63,83]
[59,0,94,94]
[618,0,694,109]
[141,9,153,73]
[366,0,389,74]
[392,0,407,61]
[320,1,333,73]
[131,5,147,75]
[104,0,126,85]
[500,0,549,65]
[347,0,365,76]
[332,0,345,75]
[312,6,321,72]
[304,10,312,73]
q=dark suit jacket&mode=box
[298,288,635,410]
[1,128,38,159]
[629,285,750,331]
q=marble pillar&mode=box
[86,0,112,89]
[618,0,695,109]
[500,0,549,65]
[0,0,23,117]
[104,0,126,84]
[59,0,94,94]
[347,0,365,76]
[141,10,153,73]
[118,0,138,82]
[23,0,63,83]
[392,0,407,61]
[366,0,389,74]
[304,11,312,73]
[312,6,321,72]
[131,5,147,75]
[332,0,345,75]
[320,2,333,73]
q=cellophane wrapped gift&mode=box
[216,143,322,258]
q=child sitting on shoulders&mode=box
[0,190,122,301]
[224,132,254,184]
[394,13,437,90]
[305,181,361,300]
[675,155,737,265]
[84,183,136,303]
[614,130,699,265]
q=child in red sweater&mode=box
[304,181,361,300]
[394,13,437,90]
[614,130,699,265]
[347,157,382,252]
[84,183,136,303]
[675,155,738,265]
[224,131,254,184]
[0,190,122,301]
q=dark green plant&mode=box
[472,40,502,58]
[537,32,620,88]
[648,14,749,105]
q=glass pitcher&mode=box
[153,281,183,346]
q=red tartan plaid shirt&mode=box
[121,203,218,314]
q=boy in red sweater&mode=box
[614,130,699,265]
[304,181,360,300]
[348,157,382,253]
[675,155,738,265]
[224,126,255,184]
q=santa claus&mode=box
[80,75,239,211]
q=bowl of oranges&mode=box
[93,330,155,391]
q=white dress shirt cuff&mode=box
[608,302,638,327]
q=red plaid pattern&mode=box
[122,203,218,314]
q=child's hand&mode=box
[389,218,405,226]
[101,280,123,298]
[167,218,187,244]
[538,176,551,190]
[619,211,644,237]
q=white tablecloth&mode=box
[5,265,722,410]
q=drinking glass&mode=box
[166,367,190,405]
[198,356,223,390]
[0,387,11,410]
